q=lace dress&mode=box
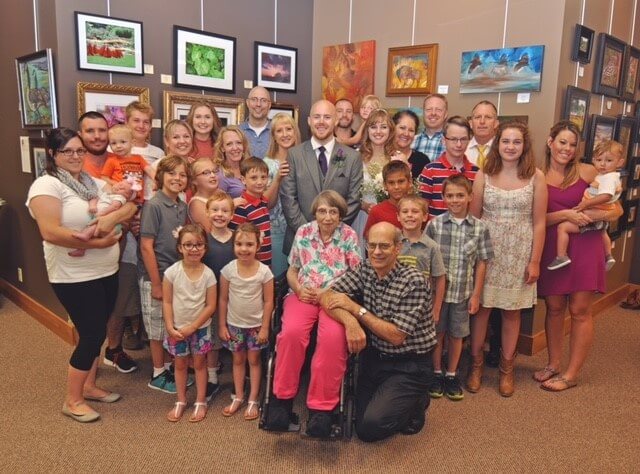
[481,175,537,310]
[352,160,384,255]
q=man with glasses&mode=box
[412,93,448,161]
[319,222,437,442]
[418,116,479,220]
[240,86,272,158]
[280,99,362,255]
[467,101,499,169]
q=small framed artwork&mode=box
[29,137,47,179]
[74,12,143,75]
[615,115,636,166]
[629,156,640,186]
[162,90,244,126]
[592,33,626,98]
[562,86,591,139]
[386,43,438,96]
[254,42,297,93]
[15,49,58,129]
[173,26,236,93]
[268,102,300,124]
[623,198,639,230]
[571,24,595,63]
[76,81,149,127]
[619,45,640,101]
[585,114,617,162]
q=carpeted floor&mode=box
[1,295,639,473]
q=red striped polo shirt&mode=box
[230,191,272,266]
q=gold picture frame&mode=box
[163,90,245,127]
[386,43,438,96]
[76,81,149,127]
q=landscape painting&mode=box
[322,40,375,111]
[16,49,58,128]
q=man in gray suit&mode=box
[280,99,362,254]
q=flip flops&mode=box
[222,396,245,417]
[532,366,560,383]
[540,375,577,392]
[189,402,208,423]
[167,401,188,422]
[620,289,640,309]
[244,400,260,421]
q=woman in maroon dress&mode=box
[535,121,622,391]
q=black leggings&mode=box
[52,273,118,371]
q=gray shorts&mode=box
[436,300,470,338]
[112,263,141,319]
[140,278,165,341]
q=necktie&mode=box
[318,146,328,176]
[477,144,487,169]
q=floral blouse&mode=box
[288,221,361,289]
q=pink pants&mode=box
[272,293,348,411]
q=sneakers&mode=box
[547,256,571,270]
[148,371,177,394]
[444,375,464,401]
[168,364,195,387]
[205,382,220,403]
[605,255,616,271]
[103,347,138,373]
[428,372,445,399]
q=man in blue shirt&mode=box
[239,86,272,159]
[412,93,448,162]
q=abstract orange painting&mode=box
[322,40,375,111]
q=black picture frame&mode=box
[629,156,640,186]
[585,114,617,162]
[572,24,595,63]
[635,102,640,142]
[619,45,640,101]
[29,137,47,179]
[622,198,639,230]
[254,41,298,93]
[615,115,636,167]
[562,85,591,139]
[592,33,626,98]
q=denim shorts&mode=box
[163,326,212,357]
[436,300,470,338]
[222,324,268,352]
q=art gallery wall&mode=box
[0,0,314,320]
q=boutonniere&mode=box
[332,148,346,169]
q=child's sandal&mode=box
[222,396,245,417]
[244,400,260,421]
[188,402,208,423]
[167,401,188,422]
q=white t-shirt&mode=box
[131,144,164,200]
[163,261,217,329]
[26,175,120,283]
[221,260,273,328]
[587,171,621,203]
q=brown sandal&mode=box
[167,401,187,422]
[244,400,260,421]
[540,375,577,392]
[189,402,208,423]
[532,366,560,383]
[222,396,245,417]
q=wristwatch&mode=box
[357,306,368,320]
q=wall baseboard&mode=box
[0,278,76,345]
[517,283,634,356]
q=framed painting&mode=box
[460,45,545,94]
[571,24,595,63]
[585,114,617,162]
[386,44,439,96]
[15,49,58,128]
[620,46,640,101]
[76,81,149,127]
[173,26,236,93]
[268,102,300,124]
[592,33,626,97]
[74,11,143,75]
[322,40,375,111]
[254,42,297,93]
[29,137,47,179]
[615,115,636,166]
[162,90,244,126]
[562,86,591,139]
[498,115,529,125]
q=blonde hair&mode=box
[593,140,623,159]
[266,113,301,157]
[206,189,235,213]
[108,124,133,140]
[361,94,382,111]
[163,120,194,157]
[398,195,428,215]
[214,126,251,177]
[125,101,154,121]
[189,158,218,193]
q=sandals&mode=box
[620,289,640,309]
[222,396,245,417]
[540,375,577,392]
[244,400,260,421]
[532,366,560,383]
[167,401,187,422]
[189,402,208,423]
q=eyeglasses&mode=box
[181,242,206,251]
[366,242,394,251]
[316,208,340,217]
[444,137,470,144]
[58,148,87,157]
[197,169,217,177]
[248,97,270,104]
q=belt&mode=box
[370,348,429,361]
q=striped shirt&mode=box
[412,130,445,162]
[230,191,272,265]
[418,153,479,219]
[425,212,493,303]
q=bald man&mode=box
[239,86,272,158]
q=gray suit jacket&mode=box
[280,140,362,254]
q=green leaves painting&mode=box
[186,42,225,78]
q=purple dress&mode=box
[538,179,606,296]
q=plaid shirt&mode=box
[331,261,437,354]
[425,212,493,303]
[412,130,445,162]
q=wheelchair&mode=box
[259,274,357,439]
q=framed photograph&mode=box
[76,81,149,127]
[268,102,300,124]
[615,115,636,167]
[74,12,143,75]
[254,42,297,93]
[322,40,375,111]
[562,86,591,139]
[162,90,244,127]
[29,137,47,179]
[15,49,58,129]
[620,45,640,101]
[592,33,626,97]
[572,24,595,63]
[629,156,640,186]
[585,114,617,162]
[173,26,236,93]
[386,43,439,96]
[460,45,544,94]
[623,198,639,230]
